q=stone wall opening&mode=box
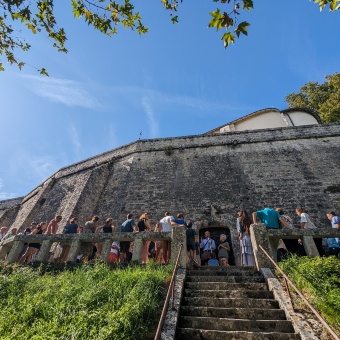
[198,226,235,265]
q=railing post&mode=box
[171,226,186,268]
[100,239,112,262]
[250,223,275,269]
[0,244,10,260]
[229,222,241,266]
[5,240,25,264]
[131,237,143,262]
[66,239,81,263]
[302,236,319,257]
[35,240,53,262]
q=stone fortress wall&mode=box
[1,123,340,238]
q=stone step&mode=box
[183,289,274,299]
[187,268,261,277]
[178,316,295,333]
[185,282,268,291]
[186,275,265,283]
[180,306,287,320]
[176,328,301,340]
[182,297,279,309]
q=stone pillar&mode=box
[100,239,112,262]
[0,244,10,260]
[131,238,143,262]
[302,236,319,257]
[171,226,186,268]
[35,240,53,262]
[66,239,81,263]
[229,224,241,266]
[5,240,25,264]
[250,223,275,270]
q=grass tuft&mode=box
[279,255,340,335]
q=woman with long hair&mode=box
[19,222,47,264]
[138,213,151,264]
[237,210,255,267]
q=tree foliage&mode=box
[285,73,340,123]
[1,0,340,73]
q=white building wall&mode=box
[234,110,287,131]
[286,111,319,126]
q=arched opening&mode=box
[199,226,235,265]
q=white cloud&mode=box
[22,75,101,109]
[141,96,159,137]
[0,178,18,200]
[68,123,81,158]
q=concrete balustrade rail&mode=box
[0,226,187,267]
[250,223,340,269]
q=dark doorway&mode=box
[199,227,235,265]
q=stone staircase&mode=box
[176,267,301,340]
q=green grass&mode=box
[0,261,172,340]
[279,255,340,334]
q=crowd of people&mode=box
[0,207,339,265]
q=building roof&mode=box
[204,107,321,135]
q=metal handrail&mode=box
[154,243,183,340]
[258,244,340,340]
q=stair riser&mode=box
[176,329,301,340]
[179,317,295,333]
[179,307,287,320]
[182,297,279,309]
[184,289,274,299]
[186,276,265,283]
[185,282,268,291]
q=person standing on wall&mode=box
[252,207,289,230]
[45,215,62,235]
[138,213,151,264]
[326,211,340,255]
[120,213,138,263]
[82,215,99,262]
[295,207,325,256]
[186,221,197,267]
[237,210,255,267]
[58,217,79,262]
[159,212,175,264]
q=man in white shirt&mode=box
[159,212,175,263]
[160,212,175,232]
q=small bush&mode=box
[279,255,340,334]
[0,262,172,340]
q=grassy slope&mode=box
[279,255,340,335]
[0,262,172,340]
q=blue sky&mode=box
[1,1,339,200]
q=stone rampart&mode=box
[1,123,340,241]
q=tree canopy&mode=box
[285,73,340,123]
[1,0,340,74]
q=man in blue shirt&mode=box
[120,213,138,262]
[326,211,340,252]
[252,207,289,229]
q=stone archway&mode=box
[198,226,236,265]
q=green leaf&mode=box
[235,21,250,38]
[243,0,254,10]
[171,15,178,24]
[221,32,235,48]
[26,23,37,34]
[39,68,49,76]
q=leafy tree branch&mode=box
[0,0,339,74]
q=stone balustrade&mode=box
[0,226,187,267]
[250,223,340,269]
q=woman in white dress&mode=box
[237,210,255,267]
